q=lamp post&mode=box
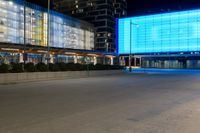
[23,0,26,70]
[47,0,51,69]
[129,20,139,72]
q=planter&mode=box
[0,70,123,84]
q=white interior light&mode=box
[8,1,13,6]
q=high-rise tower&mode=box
[53,0,127,52]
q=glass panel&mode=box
[0,0,94,50]
[118,9,200,54]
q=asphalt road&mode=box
[1,73,200,133]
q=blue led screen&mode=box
[118,9,200,54]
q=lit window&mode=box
[78,9,83,13]
[8,1,13,6]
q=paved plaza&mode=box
[1,73,200,133]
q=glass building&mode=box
[117,9,200,69]
[53,0,127,52]
[0,0,94,49]
[0,0,99,64]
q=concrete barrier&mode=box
[0,70,123,84]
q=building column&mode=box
[129,55,132,68]
[139,57,142,67]
[43,54,47,64]
[19,53,24,63]
[94,56,97,65]
[134,57,137,66]
[110,57,114,65]
[50,54,53,63]
[74,55,78,64]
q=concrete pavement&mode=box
[1,73,200,133]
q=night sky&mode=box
[27,0,200,17]
[127,0,200,16]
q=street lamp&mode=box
[46,0,51,69]
[23,0,27,70]
[129,20,139,72]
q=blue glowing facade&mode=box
[117,9,200,54]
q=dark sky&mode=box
[127,0,200,16]
[28,0,200,16]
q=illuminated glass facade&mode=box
[0,0,94,50]
[0,0,24,44]
[53,0,127,52]
[118,9,200,54]
[50,12,94,49]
